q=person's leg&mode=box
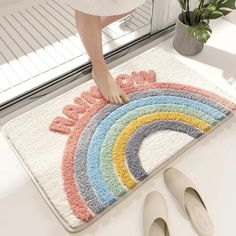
[100,10,133,28]
[75,10,130,104]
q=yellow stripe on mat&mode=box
[112,112,211,189]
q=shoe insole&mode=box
[150,218,166,236]
[185,188,214,236]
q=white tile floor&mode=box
[0,15,236,236]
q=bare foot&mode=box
[92,69,129,105]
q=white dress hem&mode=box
[64,0,147,16]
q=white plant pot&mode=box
[173,12,204,56]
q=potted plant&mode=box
[173,0,236,56]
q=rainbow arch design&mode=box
[49,70,236,222]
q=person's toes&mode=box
[106,96,112,103]
[110,95,116,104]
[116,95,123,105]
[112,95,119,105]
[104,95,109,103]
[120,91,129,103]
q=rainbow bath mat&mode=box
[3,46,236,232]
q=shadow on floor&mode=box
[223,11,236,25]
[194,45,236,88]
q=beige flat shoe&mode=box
[164,167,214,236]
[143,191,170,236]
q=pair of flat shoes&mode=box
[143,167,214,236]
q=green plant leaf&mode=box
[219,9,232,14]
[178,0,187,10]
[206,4,217,11]
[207,10,224,18]
[202,19,210,25]
[217,0,236,9]
[195,3,219,20]
[188,24,212,43]
[195,0,236,22]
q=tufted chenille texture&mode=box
[3,46,236,232]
